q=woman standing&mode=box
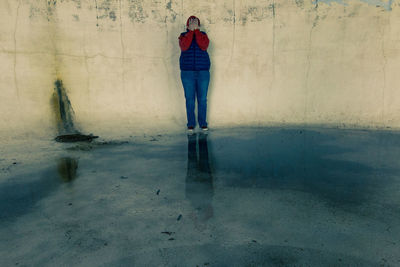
[179,16,211,133]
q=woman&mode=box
[178,16,211,132]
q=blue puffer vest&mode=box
[179,31,211,71]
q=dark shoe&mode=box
[201,126,208,131]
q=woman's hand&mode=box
[188,18,199,31]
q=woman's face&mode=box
[189,18,199,27]
[191,18,199,26]
[187,17,199,30]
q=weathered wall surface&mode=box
[0,0,399,139]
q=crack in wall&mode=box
[94,0,99,27]
[164,0,169,48]
[380,17,387,126]
[13,0,21,100]
[2,49,170,61]
[83,31,91,109]
[271,2,276,17]
[46,0,60,78]
[271,0,276,89]
[1,49,123,60]
[180,0,183,28]
[229,0,236,66]
[119,0,129,116]
[304,7,320,123]
[119,0,125,71]
[164,1,170,55]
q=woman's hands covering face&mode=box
[188,18,199,31]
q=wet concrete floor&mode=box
[0,127,400,266]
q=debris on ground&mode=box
[161,231,175,235]
[55,133,99,143]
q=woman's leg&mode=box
[196,71,210,127]
[181,71,196,127]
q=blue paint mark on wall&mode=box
[360,0,392,11]
[313,0,347,6]
[314,0,392,11]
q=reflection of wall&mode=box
[0,1,399,139]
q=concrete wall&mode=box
[0,0,399,139]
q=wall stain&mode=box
[29,0,80,20]
[51,79,77,135]
[295,0,305,9]
[72,0,82,9]
[151,9,162,22]
[95,0,99,27]
[270,3,276,17]
[223,5,234,23]
[128,0,148,23]
[95,0,119,28]
[166,0,172,10]
[313,15,320,28]
[51,79,99,142]
[125,0,179,24]
[87,0,120,29]
[314,0,393,11]
[97,0,115,20]
[165,0,177,23]
[58,0,82,9]
[240,4,272,25]
[346,3,362,17]
[109,10,117,21]
[46,0,57,21]
[29,5,43,20]
[26,0,394,25]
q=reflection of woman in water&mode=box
[185,133,214,229]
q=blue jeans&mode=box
[180,70,210,128]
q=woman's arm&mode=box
[194,29,209,51]
[179,31,194,51]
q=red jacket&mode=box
[179,29,209,51]
[178,16,211,71]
